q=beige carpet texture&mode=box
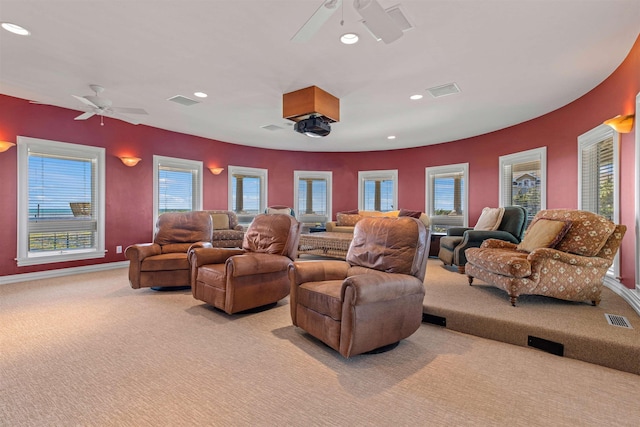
[1,261,639,426]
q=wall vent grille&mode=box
[167,95,200,106]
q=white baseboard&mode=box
[604,276,640,317]
[0,261,129,285]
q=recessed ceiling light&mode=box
[387,135,396,140]
[340,33,359,45]
[409,94,423,100]
[1,22,30,36]
[194,92,208,98]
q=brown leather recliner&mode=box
[289,216,429,358]
[189,214,302,314]
[125,211,213,289]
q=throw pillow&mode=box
[267,207,291,215]
[336,213,362,226]
[516,218,572,253]
[399,208,422,218]
[474,207,505,231]
[211,213,230,230]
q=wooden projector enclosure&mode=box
[282,86,340,123]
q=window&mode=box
[425,163,469,233]
[228,166,267,226]
[293,171,332,225]
[153,155,203,225]
[358,170,398,212]
[499,147,546,224]
[17,136,105,266]
[578,124,619,276]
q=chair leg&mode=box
[510,295,518,306]
[592,299,601,306]
[468,276,474,285]
[457,265,465,274]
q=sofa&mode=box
[204,210,245,248]
[465,209,626,306]
[325,209,430,233]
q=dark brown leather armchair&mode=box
[289,216,429,358]
[125,211,213,289]
[189,214,302,314]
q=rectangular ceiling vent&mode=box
[386,4,414,32]
[261,124,285,131]
[167,95,200,106]
[428,83,461,98]
[605,313,633,329]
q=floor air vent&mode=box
[605,313,633,329]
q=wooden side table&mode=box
[429,233,445,258]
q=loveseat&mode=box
[325,209,430,233]
[465,209,626,306]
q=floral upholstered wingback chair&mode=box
[465,209,626,306]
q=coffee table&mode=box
[298,232,353,259]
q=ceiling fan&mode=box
[291,0,405,44]
[72,84,148,125]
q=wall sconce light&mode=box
[603,114,635,133]
[209,167,225,175]
[0,141,16,153]
[120,156,141,167]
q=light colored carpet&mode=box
[424,260,640,375]
[1,265,639,426]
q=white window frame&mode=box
[17,136,106,266]
[425,163,469,232]
[578,124,620,278]
[293,170,332,225]
[228,165,268,226]
[357,169,398,212]
[499,147,547,220]
[153,155,203,228]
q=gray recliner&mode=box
[438,206,527,273]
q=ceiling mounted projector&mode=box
[294,116,331,138]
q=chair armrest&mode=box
[528,248,612,269]
[233,225,244,231]
[227,253,292,277]
[289,260,350,286]
[447,227,473,236]
[341,272,425,305]
[464,230,520,245]
[480,239,519,249]
[124,243,161,262]
[325,221,337,232]
[188,247,245,268]
[188,241,213,252]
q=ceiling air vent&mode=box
[427,83,461,98]
[261,124,285,131]
[167,95,200,106]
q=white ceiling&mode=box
[1,0,639,152]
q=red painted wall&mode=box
[1,34,638,287]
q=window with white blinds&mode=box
[228,165,267,225]
[17,136,105,266]
[578,126,617,221]
[578,124,619,277]
[499,147,546,225]
[425,163,469,233]
[358,170,398,212]
[294,171,332,225]
[153,155,203,225]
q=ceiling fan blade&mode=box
[74,111,95,121]
[291,0,342,43]
[110,112,142,125]
[72,94,99,109]
[112,106,148,115]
